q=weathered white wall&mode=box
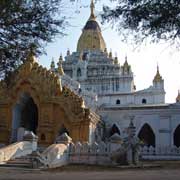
[99,104,180,148]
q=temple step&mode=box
[0,154,39,169]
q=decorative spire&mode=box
[59,54,63,62]
[90,0,95,20]
[176,90,180,103]
[124,56,129,67]
[26,49,37,63]
[114,52,118,64]
[109,49,112,58]
[67,49,70,56]
[50,57,55,71]
[122,56,131,74]
[104,48,107,54]
[57,61,64,76]
[153,64,163,82]
[76,0,106,52]
[125,54,128,62]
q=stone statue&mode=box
[110,120,142,165]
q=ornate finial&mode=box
[153,64,162,82]
[50,57,55,71]
[57,62,64,76]
[27,43,38,62]
[123,56,130,74]
[109,49,112,58]
[124,56,128,66]
[26,51,37,63]
[128,117,136,138]
[104,48,107,54]
[59,54,63,62]
[125,54,128,62]
[157,63,160,74]
[176,90,180,103]
[67,49,70,56]
[114,52,118,64]
[90,0,95,20]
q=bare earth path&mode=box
[0,166,180,180]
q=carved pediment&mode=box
[6,54,62,101]
[0,54,98,123]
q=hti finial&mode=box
[153,63,162,82]
[90,0,95,19]
[156,63,161,77]
[125,54,128,62]
[176,90,180,103]
[157,62,159,72]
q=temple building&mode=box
[60,0,180,148]
[0,54,101,146]
[0,0,180,149]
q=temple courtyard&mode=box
[0,162,180,180]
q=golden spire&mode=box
[153,65,162,82]
[122,55,131,74]
[59,54,63,62]
[176,90,180,103]
[57,61,64,76]
[26,49,37,63]
[90,0,95,20]
[57,54,64,76]
[76,0,106,52]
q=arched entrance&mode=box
[110,124,120,137]
[174,125,180,147]
[138,123,155,147]
[11,93,38,142]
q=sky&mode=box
[39,0,180,103]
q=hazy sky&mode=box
[39,0,180,103]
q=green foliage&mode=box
[101,0,180,44]
[0,0,66,78]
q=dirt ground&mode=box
[0,161,180,180]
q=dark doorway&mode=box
[110,124,120,137]
[12,93,38,142]
[174,125,180,147]
[21,97,38,134]
[138,123,155,147]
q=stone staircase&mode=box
[1,157,32,168]
[0,153,40,169]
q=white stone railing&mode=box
[38,141,113,168]
[69,142,112,165]
[38,142,180,168]
[140,146,180,160]
[0,141,34,164]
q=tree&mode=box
[101,0,180,44]
[0,0,66,79]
